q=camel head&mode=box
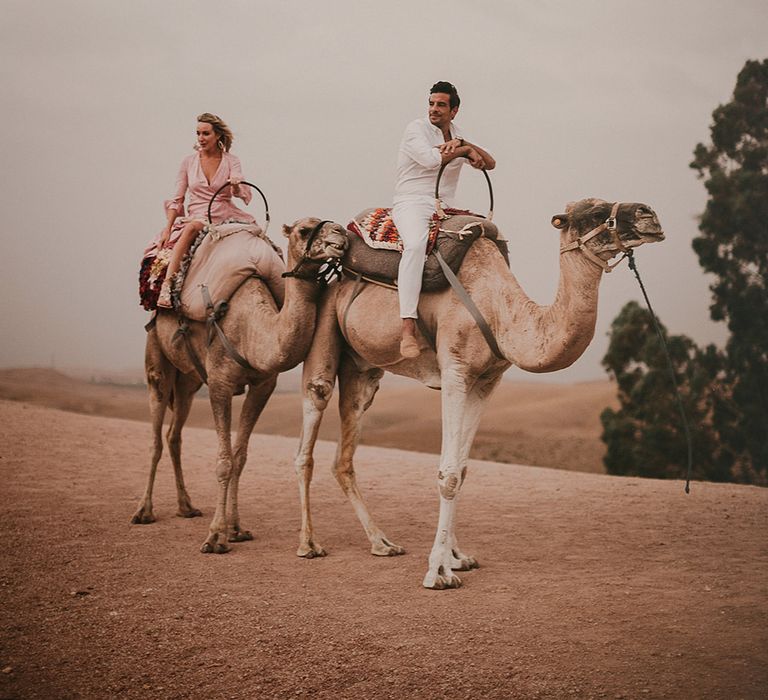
[552,198,664,272]
[281,218,348,280]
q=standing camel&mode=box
[293,199,664,588]
[132,219,347,555]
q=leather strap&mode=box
[433,250,505,361]
[201,284,256,373]
[173,319,208,383]
[340,273,365,343]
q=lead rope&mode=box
[626,250,692,493]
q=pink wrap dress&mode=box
[145,151,257,256]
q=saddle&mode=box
[138,222,285,319]
[344,208,509,292]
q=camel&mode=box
[131,218,348,555]
[293,198,664,588]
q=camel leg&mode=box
[131,334,175,525]
[335,357,405,557]
[201,382,235,554]
[448,373,502,572]
[166,371,203,519]
[423,369,475,589]
[293,291,342,558]
[226,375,278,543]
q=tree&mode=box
[690,58,768,483]
[600,301,735,483]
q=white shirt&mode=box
[394,117,465,203]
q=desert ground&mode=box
[0,369,766,699]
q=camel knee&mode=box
[438,468,462,501]
[305,379,334,411]
[215,458,233,484]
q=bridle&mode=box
[559,202,630,273]
[282,219,341,283]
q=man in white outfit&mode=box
[392,81,496,358]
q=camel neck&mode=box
[496,245,603,372]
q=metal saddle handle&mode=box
[435,157,494,220]
[207,180,270,233]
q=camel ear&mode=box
[282,224,292,238]
[551,214,568,229]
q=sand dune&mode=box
[0,368,616,473]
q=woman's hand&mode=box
[159,226,172,248]
[229,176,242,196]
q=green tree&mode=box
[600,302,734,483]
[690,58,768,482]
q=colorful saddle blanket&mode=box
[347,207,480,254]
[342,212,507,293]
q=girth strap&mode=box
[201,285,257,373]
[173,319,208,383]
[433,250,505,361]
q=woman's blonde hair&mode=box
[197,112,233,152]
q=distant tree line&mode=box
[601,59,768,486]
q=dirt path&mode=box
[1,400,766,699]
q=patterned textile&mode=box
[139,244,176,311]
[348,207,481,254]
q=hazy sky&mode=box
[1,0,766,382]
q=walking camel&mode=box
[293,198,664,588]
[132,219,348,555]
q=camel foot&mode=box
[423,567,462,590]
[130,508,156,525]
[451,552,479,571]
[200,534,231,554]
[228,529,254,543]
[177,508,203,519]
[371,537,405,557]
[298,541,327,559]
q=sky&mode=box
[1,0,766,383]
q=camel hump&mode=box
[178,227,286,321]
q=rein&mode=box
[560,203,693,492]
[626,251,693,494]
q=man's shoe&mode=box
[400,335,421,359]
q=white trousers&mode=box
[392,196,435,319]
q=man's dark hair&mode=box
[430,81,460,109]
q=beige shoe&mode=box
[156,280,172,309]
[399,334,421,359]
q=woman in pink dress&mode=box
[155,112,256,308]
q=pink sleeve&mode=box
[164,157,188,215]
[229,154,252,205]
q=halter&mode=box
[559,202,629,273]
[282,219,339,282]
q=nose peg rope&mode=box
[626,250,693,493]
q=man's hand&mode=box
[467,148,486,169]
[438,138,463,155]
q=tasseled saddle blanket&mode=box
[343,208,509,292]
[347,207,477,254]
[139,221,285,319]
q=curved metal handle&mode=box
[207,180,270,231]
[434,158,494,220]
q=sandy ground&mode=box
[1,393,766,699]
